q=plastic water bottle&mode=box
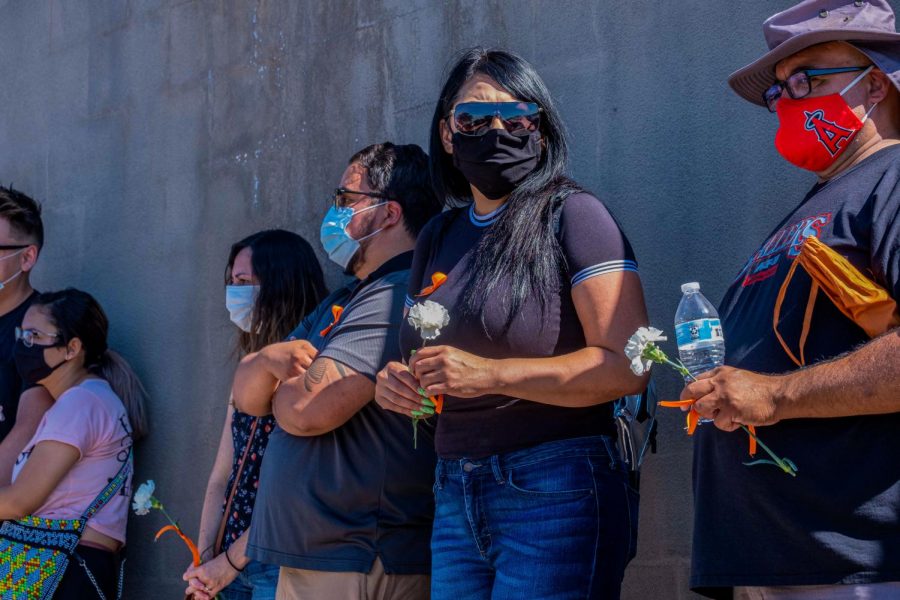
[674,282,725,381]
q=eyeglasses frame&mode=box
[763,66,870,112]
[15,326,62,348]
[330,188,393,210]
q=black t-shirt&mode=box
[248,252,437,574]
[400,193,638,459]
[691,146,900,595]
[0,291,37,440]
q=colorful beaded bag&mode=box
[0,449,131,599]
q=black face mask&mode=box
[451,128,542,200]
[14,342,66,386]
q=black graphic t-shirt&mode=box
[691,145,900,595]
[400,193,638,459]
[0,291,38,440]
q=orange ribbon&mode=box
[155,524,201,567]
[319,305,344,337]
[659,399,756,456]
[432,394,444,414]
[416,272,447,297]
[747,424,757,456]
[773,236,900,367]
[659,400,701,435]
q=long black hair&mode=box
[429,47,580,332]
[35,289,148,441]
[226,229,328,355]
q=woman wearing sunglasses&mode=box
[0,288,147,598]
[183,229,327,600]
[374,47,649,599]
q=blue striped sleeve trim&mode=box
[571,260,639,287]
[404,294,416,308]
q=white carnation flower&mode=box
[132,480,155,516]
[624,326,667,376]
[408,300,450,341]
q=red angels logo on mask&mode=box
[775,94,866,172]
[803,109,855,156]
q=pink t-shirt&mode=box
[13,378,134,543]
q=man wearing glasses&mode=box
[0,187,52,485]
[683,1,900,598]
[185,143,441,600]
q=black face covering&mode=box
[451,129,542,200]
[14,342,65,386]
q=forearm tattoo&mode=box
[304,358,350,392]
[304,360,327,391]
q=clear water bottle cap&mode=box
[681,282,701,294]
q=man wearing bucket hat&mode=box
[681,1,900,598]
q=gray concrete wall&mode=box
[1,1,893,597]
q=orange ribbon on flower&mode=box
[659,399,701,436]
[432,394,444,414]
[416,272,447,297]
[747,424,757,456]
[658,399,757,456]
[319,305,344,337]
[155,524,201,567]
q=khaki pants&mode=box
[275,557,430,600]
[735,583,900,600]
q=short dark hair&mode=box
[349,142,441,237]
[0,186,44,249]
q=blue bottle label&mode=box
[675,318,723,347]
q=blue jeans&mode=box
[431,435,639,600]
[220,560,279,600]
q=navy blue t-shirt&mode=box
[400,193,639,459]
[248,252,437,574]
[691,145,900,596]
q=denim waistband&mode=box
[436,435,619,480]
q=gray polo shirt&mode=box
[247,251,437,574]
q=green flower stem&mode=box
[412,418,423,450]
[664,357,693,380]
[739,425,798,477]
[152,499,181,530]
[410,349,436,449]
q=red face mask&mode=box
[774,68,876,172]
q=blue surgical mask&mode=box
[319,203,385,270]
[225,285,259,332]
[0,248,26,291]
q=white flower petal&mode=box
[625,327,667,375]
[132,480,155,516]
[408,301,450,341]
[629,357,645,376]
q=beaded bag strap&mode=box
[81,447,133,522]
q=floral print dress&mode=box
[221,410,275,552]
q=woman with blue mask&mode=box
[184,229,327,600]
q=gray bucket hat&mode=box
[728,0,900,106]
